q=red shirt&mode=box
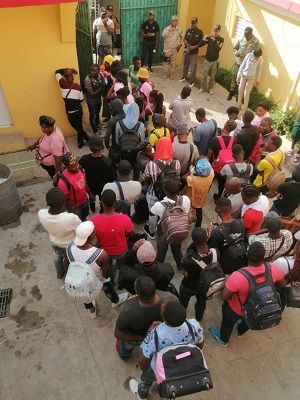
[58,169,87,207]
[242,208,264,234]
[90,213,134,256]
[226,263,283,316]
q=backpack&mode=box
[238,262,282,330]
[65,245,103,303]
[159,196,189,245]
[228,164,251,186]
[154,320,213,399]
[216,220,247,274]
[263,153,286,198]
[192,248,226,299]
[118,120,141,163]
[153,160,181,200]
[114,180,131,216]
[212,136,235,174]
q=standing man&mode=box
[193,107,217,156]
[55,68,90,149]
[93,7,115,66]
[198,24,224,95]
[140,11,160,73]
[162,15,183,80]
[227,27,260,100]
[179,17,203,88]
[84,64,106,134]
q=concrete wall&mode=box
[0,3,80,139]
[213,0,300,110]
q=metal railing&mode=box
[0,148,37,172]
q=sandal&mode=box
[286,150,294,157]
[293,154,300,163]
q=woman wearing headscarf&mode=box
[142,137,181,239]
[101,54,114,122]
[115,103,145,180]
[27,115,68,179]
[105,98,125,167]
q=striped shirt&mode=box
[143,159,181,196]
[55,73,83,113]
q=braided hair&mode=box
[241,184,260,198]
[149,90,164,114]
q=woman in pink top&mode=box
[106,70,134,104]
[136,68,155,118]
[252,101,271,127]
[27,115,68,179]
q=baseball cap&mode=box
[244,26,253,34]
[137,241,156,264]
[265,211,282,231]
[137,68,149,79]
[88,135,104,151]
[191,17,198,23]
[176,120,189,134]
[106,5,113,12]
[100,7,107,15]
[214,24,221,31]
[171,15,178,21]
[195,158,212,177]
[74,221,95,246]
[61,152,80,167]
[149,10,155,16]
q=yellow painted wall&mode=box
[0,3,80,139]
[213,0,300,110]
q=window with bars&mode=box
[234,17,255,41]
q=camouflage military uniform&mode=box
[230,35,260,91]
[162,25,183,79]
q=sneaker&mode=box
[188,82,194,88]
[111,292,129,309]
[129,379,145,400]
[163,74,167,79]
[209,89,214,95]
[57,272,65,279]
[143,224,156,240]
[87,301,97,319]
[178,77,186,83]
[148,68,154,73]
[77,139,84,149]
[198,88,205,94]
[170,74,174,80]
[235,319,243,339]
[209,326,228,347]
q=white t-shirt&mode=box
[38,210,81,248]
[230,119,244,137]
[102,180,142,214]
[220,162,253,180]
[151,195,191,219]
[140,319,203,371]
[93,17,114,45]
[273,256,294,277]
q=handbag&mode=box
[35,148,51,166]
[285,258,300,308]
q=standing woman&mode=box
[27,115,68,179]
[145,90,166,134]
[101,54,114,122]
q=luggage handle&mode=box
[175,351,191,360]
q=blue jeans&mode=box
[116,340,141,358]
[220,301,249,343]
[138,368,156,399]
[73,199,89,222]
[108,250,127,285]
[156,236,183,269]
[52,245,65,276]
[87,102,101,133]
[179,282,206,321]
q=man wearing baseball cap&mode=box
[248,211,293,261]
[227,26,259,100]
[140,11,160,73]
[93,7,115,65]
[198,24,224,95]
[162,15,183,80]
[179,17,203,88]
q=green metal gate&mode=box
[76,0,93,86]
[120,0,178,67]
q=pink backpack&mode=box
[212,136,235,174]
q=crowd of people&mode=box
[31,7,300,400]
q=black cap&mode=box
[61,152,80,166]
[106,5,113,11]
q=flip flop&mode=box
[286,150,294,157]
[293,154,300,163]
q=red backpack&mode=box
[212,136,235,174]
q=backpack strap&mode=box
[265,234,285,261]
[218,136,234,150]
[150,130,161,140]
[67,244,75,262]
[245,164,251,175]
[212,119,217,136]
[67,243,102,265]
[210,248,217,263]
[191,248,217,270]
[119,120,126,133]
[154,328,159,352]
[114,180,125,201]
[60,174,77,205]
[229,164,240,176]
[185,320,196,343]
[218,219,245,246]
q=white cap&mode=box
[74,221,95,246]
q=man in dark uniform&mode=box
[140,11,160,73]
[178,17,203,88]
[198,24,224,95]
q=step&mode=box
[0,130,25,153]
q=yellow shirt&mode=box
[186,170,214,208]
[149,127,171,147]
[254,150,285,187]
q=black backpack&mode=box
[114,180,131,216]
[238,262,282,330]
[192,248,226,299]
[228,164,251,186]
[153,160,181,200]
[118,120,141,163]
[216,220,247,274]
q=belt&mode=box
[67,110,79,114]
